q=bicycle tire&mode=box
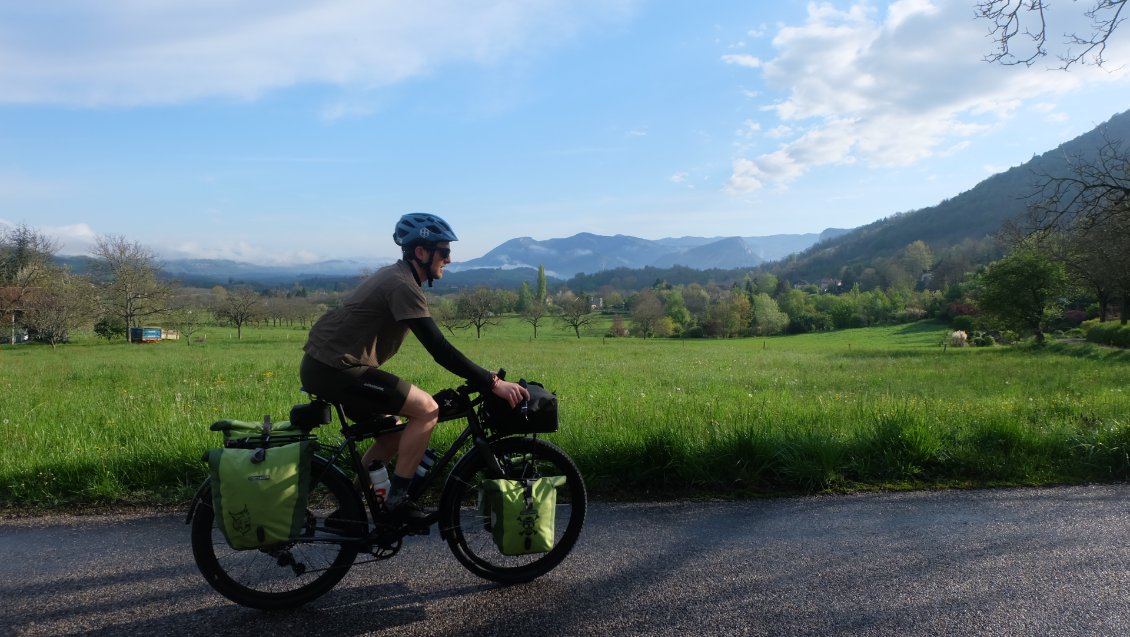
[190,456,365,609]
[439,436,587,583]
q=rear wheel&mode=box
[439,436,586,583]
[190,456,365,609]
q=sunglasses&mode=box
[431,247,452,259]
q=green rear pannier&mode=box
[210,418,310,448]
[479,475,565,556]
[204,439,315,550]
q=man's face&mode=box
[429,242,452,279]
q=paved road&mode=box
[3,485,1130,637]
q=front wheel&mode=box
[439,436,587,583]
[189,456,365,610]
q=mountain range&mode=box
[81,228,851,287]
[448,229,850,279]
[56,108,1130,290]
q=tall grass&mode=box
[2,319,1128,507]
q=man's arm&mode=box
[405,316,530,407]
[406,316,495,387]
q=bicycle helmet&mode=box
[393,212,458,247]
[394,212,458,287]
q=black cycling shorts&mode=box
[299,354,412,423]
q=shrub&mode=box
[1084,322,1130,348]
[945,302,978,318]
[950,314,976,332]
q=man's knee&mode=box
[402,387,439,423]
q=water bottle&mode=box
[367,461,390,502]
[409,449,437,495]
[415,448,437,479]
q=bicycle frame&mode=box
[304,385,510,539]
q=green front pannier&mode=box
[204,440,315,550]
[479,476,565,556]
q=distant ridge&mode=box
[451,230,849,279]
[773,108,1130,282]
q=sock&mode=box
[387,474,412,505]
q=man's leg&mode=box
[392,385,439,479]
[361,430,401,470]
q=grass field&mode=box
[2,318,1129,508]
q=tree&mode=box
[977,248,1068,343]
[536,265,548,302]
[93,316,126,341]
[1023,135,1130,322]
[520,301,551,338]
[704,289,752,338]
[751,293,790,336]
[92,235,173,341]
[555,294,594,338]
[0,223,62,344]
[456,287,500,338]
[0,223,59,288]
[977,0,1127,68]
[213,286,263,339]
[22,271,98,349]
[431,296,465,336]
[661,289,692,331]
[629,290,665,338]
[166,302,211,345]
[515,281,534,313]
[607,314,629,337]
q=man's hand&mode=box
[493,379,530,409]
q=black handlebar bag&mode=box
[479,380,558,435]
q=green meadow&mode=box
[2,318,1129,509]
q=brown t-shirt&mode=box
[303,260,429,369]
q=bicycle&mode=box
[185,371,587,610]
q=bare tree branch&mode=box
[977,0,1126,68]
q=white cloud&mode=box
[725,0,1130,193]
[721,53,762,68]
[167,238,323,265]
[0,1,636,106]
[736,119,760,139]
[49,224,99,255]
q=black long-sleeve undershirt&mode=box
[405,316,495,388]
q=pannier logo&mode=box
[247,475,271,481]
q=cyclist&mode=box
[299,212,529,520]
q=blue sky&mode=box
[2,1,1129,265]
